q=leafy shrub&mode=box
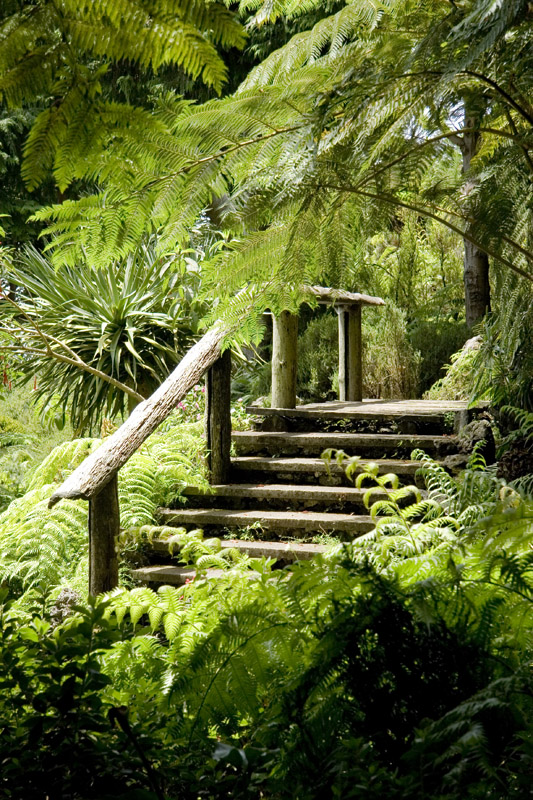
[424,335,480,400]
[0,591,166,799]
[470,275,533,411]
[1,479,533,799]
[295,304,420,402]
[409,317,469,395]
[296,312,339,400]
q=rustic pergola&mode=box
[271,286,385,408]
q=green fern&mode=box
[0,416,209,600]
[29,0,533,320]
[0,0,244,195]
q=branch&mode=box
[317,183,533,282]
[351,126,526,196]
[462,70,533,126]
[395,68,533,128]
[0,339,144,402]
[504,108,533,176]
[0,292,145,402]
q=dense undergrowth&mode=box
[0,410,208,605]
[0,398,533,798]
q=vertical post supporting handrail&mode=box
[347,304,362,402]
[205,348,232,484]
[271,310,298,408]
[337,308,348,401]
[88,475,119,596]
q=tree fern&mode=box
[21,0,533,319]
[0,0,244,191]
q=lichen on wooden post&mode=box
[205,348,232,484]
[271,310,298,408]
[88,475,119,596]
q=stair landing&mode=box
[248,399,476,418]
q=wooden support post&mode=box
[205,348,232,484]
[337,308,349,401]
[88,474,119,596]
[271,310,298,408]
[347,304,363,402]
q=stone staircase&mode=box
[131,400,467,587]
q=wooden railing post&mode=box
[88,474,119,596]
[337,308,349,402]
[205,348,232,484]
[347,304,363,402]
[271,310,298,408]
[337,304,363,402]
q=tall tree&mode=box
[10,0,533,329]
[455,100,491,326]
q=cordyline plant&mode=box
[0,240,205,433]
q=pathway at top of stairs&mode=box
[131,399,476,587]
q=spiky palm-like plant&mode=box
[0,242,204,432]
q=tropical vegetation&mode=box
[0,0,532,797]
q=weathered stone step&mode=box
[231,456,425,486]
[247,400,476,434]
[232,431,456,458]
[156,507,374,537]
[179,483,385,512]
[131,565,228,586]
[152,537,327,561]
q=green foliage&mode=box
[30,0,533,336]
[1,443,533,797]
[425,336,480,401]
[470,275,533,411]
[0,0,244,193]
[0,415,207,601]
[0,240,206,432]
[0,106,52,242]
[499,406,533,451]
[4,535,533,798]
[295,304,420,403]
[0,590,167,799]
[0,439,99,596]
[296,311,339,400]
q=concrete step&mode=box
[231,456,426,486]
[152,537,328,562]
[131,565,228,586]
[179,483,386,512]
[232,431,457,458]
[156,507,374,537]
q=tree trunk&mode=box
[461,106,491,327]
[464,239,490,328]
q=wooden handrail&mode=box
[304,285,386,307]
[49,324,229,507]
[47,285,382,595]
